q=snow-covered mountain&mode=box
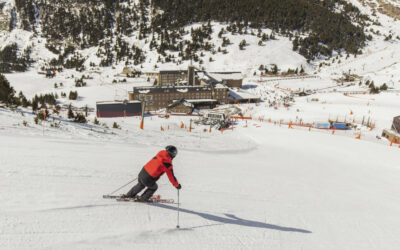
[0,0,393,76]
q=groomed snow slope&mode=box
[1,118,399,249]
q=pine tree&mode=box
[271,64,278,74]
[31,98,38,112]
[0,74,16,106]
[67,105,75,119]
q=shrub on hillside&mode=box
[74,113,87,123]
[31,93,57,107]
[369,82,380,94]
[34,110,47,124]
[75,77,87,87]
[0,43,31,73]
[0,74,16,106]
[69,91,78,100]
[36,110,47,121]
[113,122,120,129]
[18,91,30,107]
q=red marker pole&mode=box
[140,101,146,130]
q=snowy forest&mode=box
[0,0,370,73]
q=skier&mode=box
[123,145,181,202]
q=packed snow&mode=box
[1,107,400,249]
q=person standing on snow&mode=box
[123,145,181,202]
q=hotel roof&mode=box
[132,85,213,94]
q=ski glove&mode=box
[176,184,182,190]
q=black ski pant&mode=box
[126,173,158,201]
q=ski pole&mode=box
[176,189,180,229]
[110,177,137,195]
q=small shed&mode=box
[228,89,260,104]
[332,123,349,130]
[392,115,400,134]
[209,72,243,88]
[96,100,142,118]
[382,129,400,144]
[122,67,133,76]
[167,99,194,114]
[315,123,331,129]
[186,99,218,109]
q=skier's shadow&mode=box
[151,203,312,233]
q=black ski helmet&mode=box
[166,145,177,159]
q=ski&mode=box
[103,194,174,204]
[103,194,162,200]
[116,197,175,204]
[103,194,123,199]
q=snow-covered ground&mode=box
[1,109,400,249]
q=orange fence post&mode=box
[332,130,335,135]
[390,139,394,146]
[140,121,144,130]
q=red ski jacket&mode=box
[143,150,179,187]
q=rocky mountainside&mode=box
[0,0,394,74]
